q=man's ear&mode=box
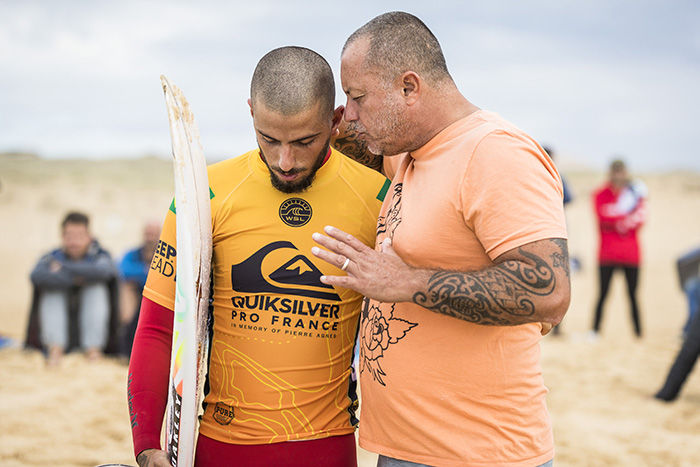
[331,105,345,135]
[400,72,420,105]
[247,98,254,117]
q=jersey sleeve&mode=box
[142,201,178,309]
[461,132,568,259]
[127,296,174,457]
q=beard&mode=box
[359,99,413,157]
[260,138,330,194]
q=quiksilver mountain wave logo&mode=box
[231,241,340,301]
[279,198,312,227]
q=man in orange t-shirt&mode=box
[312,12,571,467]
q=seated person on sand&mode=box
[28,211,119,366]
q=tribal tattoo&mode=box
[413,238,569,325]
[136,452,151,467]
[332,121,384,172]
[550,238,570,278]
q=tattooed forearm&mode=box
[136,452,151,467]
[136,450,163,467]
[331,121,384,172]
[550,238,570,278]
[413,239,568,325]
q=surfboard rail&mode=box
[160,75,212,467]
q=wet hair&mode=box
[250,46,335,117]
[61,211,89,228]
[343,11,452,85]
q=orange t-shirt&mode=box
[361,111,567,466]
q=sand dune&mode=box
[1,154,699,466]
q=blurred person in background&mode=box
[25,211,119,366]
[655,277,700,401]
[676,246,700,337]
[590,159,647,339]
[118,219,161,359]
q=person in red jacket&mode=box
[591,159,647,338]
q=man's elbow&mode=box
[546,283,571,326]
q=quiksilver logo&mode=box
[231,241,341,301]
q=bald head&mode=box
[250,46,335,117]
[342,11,452,85]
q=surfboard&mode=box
[160,75,213,467]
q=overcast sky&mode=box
[1,0,699,171]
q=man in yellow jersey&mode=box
[128,46,389,467]
[312,12,571,467]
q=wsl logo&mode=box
[279,198,312,227]
[232,241,340,301]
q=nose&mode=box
[344,99,359,122]
[278,144,295,172]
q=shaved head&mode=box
[250,46,335,117]
[343,11,452,86]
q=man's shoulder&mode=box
[121,247,143,262]
[455,111,533,146]
[336,152,390,200]
[89,240,113,259]
[337,151,387,181]
[208,151,254,177]
[36,247,63,263]
[206,151,258,201]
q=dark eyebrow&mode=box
[258,130,321,144]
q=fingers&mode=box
[321,225,367,251]
[312,226,367,262]
[311,243,351,272]
[312,226,372,279]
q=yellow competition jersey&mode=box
[144,148,389,445]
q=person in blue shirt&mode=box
[118,219,161,358]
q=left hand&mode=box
[311,226,421,303]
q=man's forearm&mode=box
[64,255,116,282]
[30,258,74,289]
[412,238,570,326]
[128,297,173,458]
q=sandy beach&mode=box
[1,154,700,466]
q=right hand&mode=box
[137,449,171,467]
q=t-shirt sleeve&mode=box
[461,131,568,260]
[142,202,178,309]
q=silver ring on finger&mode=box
[341,257,351,271]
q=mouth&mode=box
[276,171,302,182]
